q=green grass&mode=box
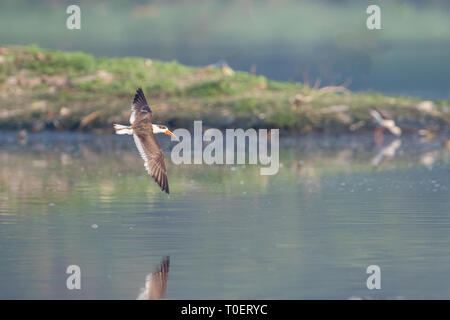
[0,45,448,133]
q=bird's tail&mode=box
[114,124,133,135]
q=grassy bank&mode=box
[0,45,448,134]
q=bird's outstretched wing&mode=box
[373,107,392,120]
[370,109,384,125]
[133,131,169,194]
[130,88,152,124]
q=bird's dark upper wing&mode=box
[130,88,152,124]
[132,129,169,194]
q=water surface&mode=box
[0,132,449,299]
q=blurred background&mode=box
[1,0,449,99]
[1,0,450,300]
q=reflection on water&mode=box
[137,256,170,300]
[0,132,449,299]
[371,139,402,167]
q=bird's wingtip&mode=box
[133,88,148,108]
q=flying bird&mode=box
[370,108,402,136]
[137,256,170,300]
[114,88,178,194]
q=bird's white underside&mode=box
[133,134,151,174]
[113,123,151,173]
[129,106,135,124]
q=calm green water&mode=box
[0,132,449,299]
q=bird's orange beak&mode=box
[165,130,179,141]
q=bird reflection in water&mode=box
[137,256,170,300]
[371,139,402,167]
